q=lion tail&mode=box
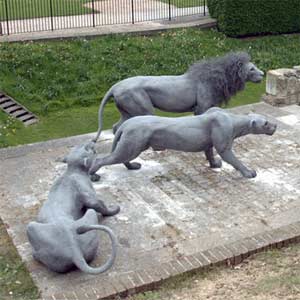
[71,224,117,274]
[93,88,114,143]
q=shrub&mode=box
[207,0,223,19]
[210,0,300,37]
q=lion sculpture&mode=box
[27,142,120,274]
[89,108,277,181]
[93,52,264,142]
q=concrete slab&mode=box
[279,104,300,130]
[1,103,300,300]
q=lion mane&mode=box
[186,52,251,105]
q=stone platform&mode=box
[0,103,300,300]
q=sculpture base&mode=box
[1,103,300,300]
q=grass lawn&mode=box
[0,0,204,21]
[0,0,92,21]
[161,0,205,8]
[0,80,265,147]
[0,219,39,300]
[1,28,300,147]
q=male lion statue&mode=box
[93,52,264,142]
[89,108,276,181]
[27,142,120,274]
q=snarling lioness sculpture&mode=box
[89,108,277,181]
[93,52,264,142]
[27,142,120,274]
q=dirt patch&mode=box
[128,244,300,300]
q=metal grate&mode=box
[0,92,38,126]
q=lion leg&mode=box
[217,149,257,178]
[111,130,142,170]
[124,161,141,170]
[211,126,256,179]
[205,147,222,168]
[89,134,146,181]
[112,104,131,134]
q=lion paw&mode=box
[124,162,142,170]
[242,169,257,179]
[210,159,222,169]
[90,174,101,182]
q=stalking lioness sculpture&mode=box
[27,142,120,274]
[93,52,264,142]
[89,108,277,181]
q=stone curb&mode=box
[41,222,300,300]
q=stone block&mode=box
[264,67,300,106]
[266,69,288,96]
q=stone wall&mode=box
[262,66,300,106]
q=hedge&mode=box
[207,0,220,18]
[209,0,300,37]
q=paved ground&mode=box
[0,103,300,300]
[0,0,205,36]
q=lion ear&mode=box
[83,157,89,168]
[250,120,256,128]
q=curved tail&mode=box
[93,88,114,143]
[72,225,117,274]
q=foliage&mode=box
[207,0,221,18]
[1,28,300,117]
[211,0,300,37]
[0,114,20,148]
[0,28,300,147]
[0,0,92,21]
[160,0,205,8]
[0,220,39,300]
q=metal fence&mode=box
[0,0,206,35]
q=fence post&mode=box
[131,0,134,24]
[4,0,9,35]
[204,0,206,16]
[92,0,95,27]
[168,0,171,21]
[49,0,54,31]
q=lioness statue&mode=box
[27,142,120,274]
[93,52,264,142]
[89,108,276,181]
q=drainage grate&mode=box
[0,92,38,126]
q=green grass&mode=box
[160,0,205,8]
[0,27,300,147]
[0,0,92,21]
[0,0,203,20]
[0,220,39,300]
[0,80,265,148]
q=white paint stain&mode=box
[94,157,165,188]
[253,168,300,194]
[277,114,300,126]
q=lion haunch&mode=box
[27,142,120,274]
[89,108,277,181]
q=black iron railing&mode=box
[0,0,206,35]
